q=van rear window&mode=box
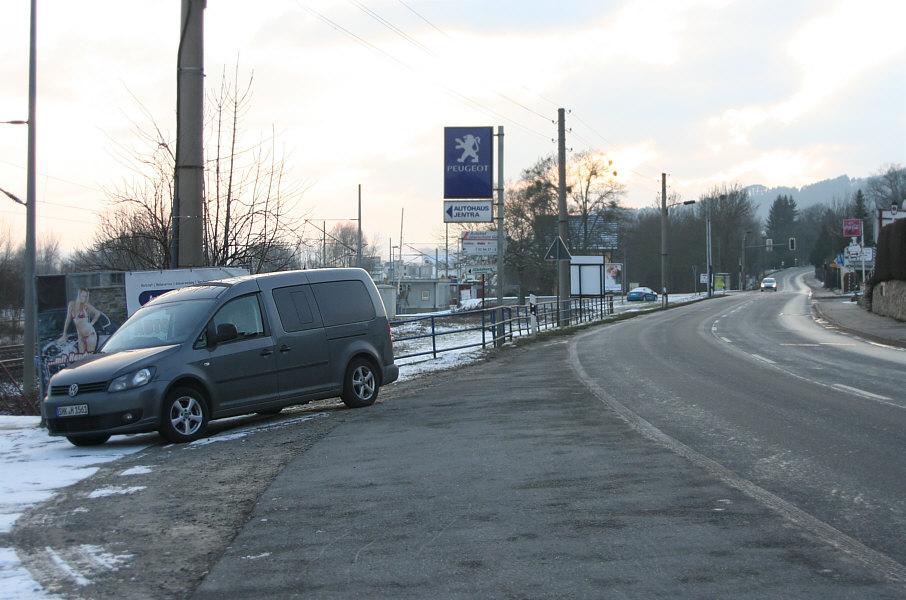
[310,280,375,326]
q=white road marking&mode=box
[832,384,894,404]
[750,354,775,364]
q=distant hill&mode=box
[745,175,863,217]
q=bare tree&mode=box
[865,164,905,210]
[298,221,378,270]
[204,66,309,272]
[73,64,308,273]
[567,151,624,253]
[70,142,174,272]
[0,221,23,321]
[1,221,62,335]
[696,185,759,277]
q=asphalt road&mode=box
[571,268,906,573]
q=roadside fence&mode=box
[390,295,616,362]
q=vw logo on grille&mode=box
[68,384,79,397]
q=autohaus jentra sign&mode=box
[444,126,493,199]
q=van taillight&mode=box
[388,323,393,348]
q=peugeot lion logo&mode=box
[68,384,79,397]
[455,134,480,164]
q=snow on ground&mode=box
[0,418,152,599]
[0,293,704,599]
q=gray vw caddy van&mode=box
[44,268,398,446]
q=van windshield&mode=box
[101,299,216,353]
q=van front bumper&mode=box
[44,381,166,438]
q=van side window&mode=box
[310,280,375,326]
[272,285,317,332]
[211,294,265,341]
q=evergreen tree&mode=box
[764,195,798,268]
[852,189,872,243]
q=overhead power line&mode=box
[398,0,450,39]
[349,0,435,55]
[295,2,551,140]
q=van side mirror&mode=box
[207,322,238,346]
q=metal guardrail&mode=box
[390,296,616,361]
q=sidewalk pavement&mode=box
[804,275,906,349]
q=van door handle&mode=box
[260,348,274,356]
[279,345,292,353]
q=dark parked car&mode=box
[44,269,398,446]
[627,287,658,301]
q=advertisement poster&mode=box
[461,231,499,255]
[37,273,125,396]
[604,263,623,293]
[713,273,730,292]
[125,267,248,316]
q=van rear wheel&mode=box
[342,357,379,408]
[160,387,209,443]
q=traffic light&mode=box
[789,237,796,251]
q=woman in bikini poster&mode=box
[58,287,100,353]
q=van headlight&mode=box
[108,367,155,392]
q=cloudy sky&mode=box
[1,0,903,258]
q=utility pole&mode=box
[174,0,205,268]
[740,231,749,291]
[706,198,713,298]
[557,109,569,325]
[357,184,362,268]
[24,0,37,397]
[660,173,668,307]
[496,126,505,343]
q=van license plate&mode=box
[57,404,89,417]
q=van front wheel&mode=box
[342,358,379,408]
[160,387,209,443]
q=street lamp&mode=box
[0,186,26,205]
[390,245,399,281]
[4,0,39,399]
[706,198,713,298]
[660,172,695,307]
[740,230,751,291]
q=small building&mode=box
[396,279,454,314]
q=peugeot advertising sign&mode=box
[444,126,493,199]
